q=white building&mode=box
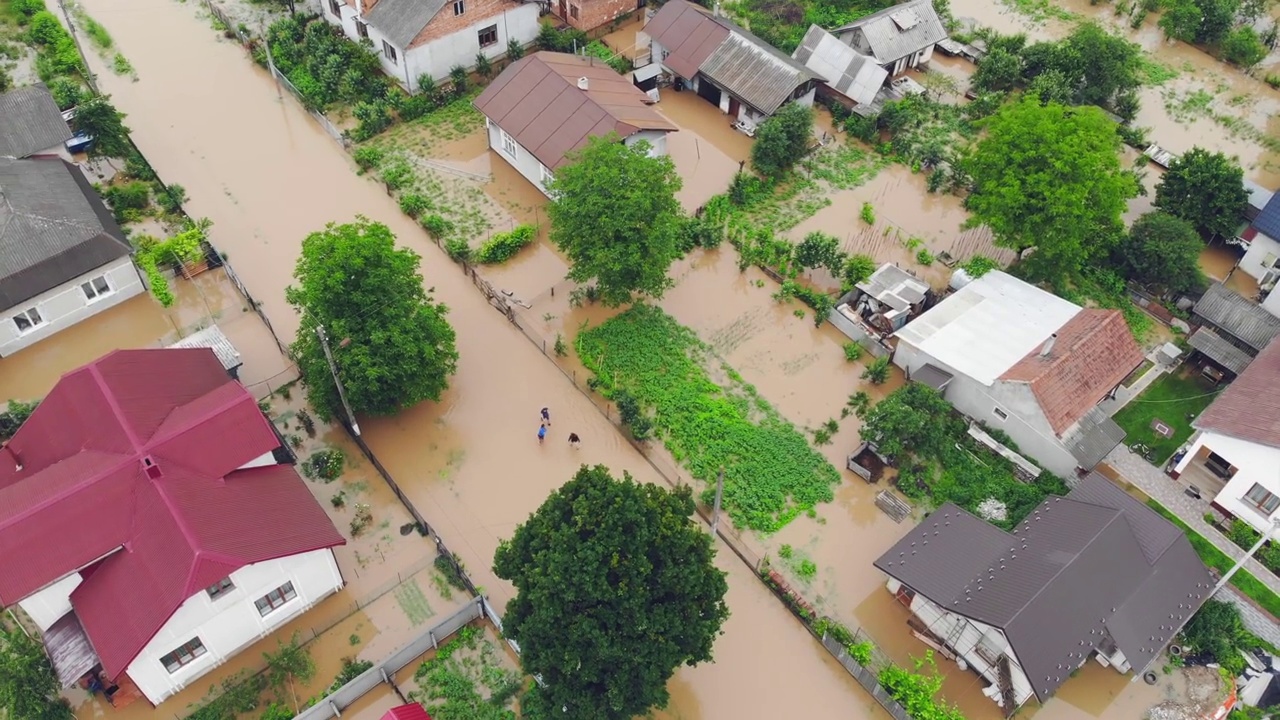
[473,52,678,197]
[315,0,539,92]
[832,0,948,78]
[1173,338,1280,534]
[892,271,1144,479]
[0,83,74,160]
[642,0,819,129]
[875,473,1213,714]
[0,348,345,707]
[1239,192,1280,318]
[0,157,145,357]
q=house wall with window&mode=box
[1178,430,1280,533]
[128,548,342,704]
[550,0,636,32]
[1240,231,1280,285]
[483,119,671,197]
[0,255,145,358]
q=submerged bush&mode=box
[473,224,536,264]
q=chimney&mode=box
[1039,333,1058,358]
[142,456,163,480]
[577,76,589,91]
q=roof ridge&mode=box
[87,361,144,450]
[145,380,251,448]
[9,209,102,235]
[0,450,133,533]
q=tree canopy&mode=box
[286,218,458,421]
[1154,147,1248,239]
[546,135,685,307]
[960,98,1136,281]
[859,383,957,460]
[493,465,729,720]
[74,95,132,159]
[750,102,814,178]
[0,627,74,720]
[1118,212,1205,293]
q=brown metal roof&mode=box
[1195,337,1280,447]
[875,473,1213,702]
[473,52,677,171]
[644,0,730,79]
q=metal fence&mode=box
[820,631,912,720]
[267,63,349,147]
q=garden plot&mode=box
[402,624,524,720]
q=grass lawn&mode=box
[1146,499,1280,618]
[1113,370,1220,464]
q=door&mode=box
[558,0,567,18]
[696,79,721,108]
[727,96,740,119]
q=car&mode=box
[65,132,95,154]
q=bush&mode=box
[1182,600,1253,676]
[305,449,345,482]
[473,224,536,264]
[398,193,431,218]
[27,11,64,45]
[583,40,631,74]
[350,100,393,140]
[266,17,387,109]
[352,145,384,172]
[506,38,525,61]
[444,237,471,262]
[861,355,891,384]
[46,76,83,110]
[1222,26,1267,68]
[843,342,864,362]
[860,202,876,225]
[398,92,436,121]
[101,181,152,223]
[448,65,468,96]
[10,0,46,18]
[536,21,587,52]
[155,183,187,214]
[915,248,934,266]
[422,213,454,239]
[474,52,493,78]
[842,254,876,288]
[381,158,413,190]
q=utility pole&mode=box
[709,467,725,536]
[316,325,360,436]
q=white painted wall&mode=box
[1263,286,1280,319]
[1176,430,1280,534]
[239,451,278,470]
[0,255,145,358]
[20,574,84,632]
[485,118,671,198]
[1241,232,1280,284]
[128,548,343,705]
[314,0,538,92]
[893,339,1080,477]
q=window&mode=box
[12,307,43,334]
[478,25,498,48]
[255,581,298,617]
[382,40,397,64]
[993,407,1008,421]
[160,638,206,673]
[500,129,517,157]
[1245,483,1280,515]
[356,20,369,39]
[1265,253,1280,270]
[539,164,554,186]
[206,577,235,600]
[453,0,465,14]
[328,0,341,16]
[81,274,111,301]
[569,4,578,18]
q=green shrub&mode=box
[1266,74,1280,90]
[398,193,431,218]
[398,92,436,121]
[421,213,454,240]
[474,52,493,79]
[843,342,864,362]
[46,77,83,110]
[583,40,630,74]
[915,248,935,266]
[444,237,471,262]
[10,0,46,19]
[535,21,587,52]
[842,254,876,288]
[448,65,468,96]
[861,355,891,384]
[1222,27,1267,69]
[102,181,152,222]
[352,145,385,172]
[350,100,393,140]
[155,183,186,214]
[305,449,345,482]
[266,16,387,109]
[473,224,536,264]
[380,158,413,190]
[506,38,525,61]
[860,202,876,225]
[27,11,64,45]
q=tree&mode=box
[286,218,459,421]
[859,384,957,460]
[74,95,132,159]
[493,465,729,720]
[264,634,315,712]
[1182,600,1251,675]
[0,628,74,720]
[546,134,685,306]
[970,47,1024,93]
[1058,23,1141,109]
[793,232,842,274]
[1154,147,1248,239]
[841,254,876,288]
[1222,26,1268,68]
[1026,69,1073,105]
[1119,212,1205,293]
[750,102,813,178]
[1159,0,1202,42]
[960,99,1136,282]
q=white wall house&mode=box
[474,52,677,198]
[832,0,948,77]
[0,255,144,357]
[315,0,539,92]
[1240,230,1280,287]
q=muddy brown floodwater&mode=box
[76,0,882,717]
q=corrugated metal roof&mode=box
[1064,406,1126,470]
[0,348,345,678]
[792,25,887,106]
[644,0,731,79]
[1002,309,1144,435]
[875,473,1213,703]
[383,705,434,720]
[0,84,73,159]
[1255,189,1280,240]
[1187,326,1255,375]
[858,263,928,311]
[1192,283,1280,351]
[474,52,677,171]
[43,611,99,687]
[0,157,131,311]
[1195,338,1280,448]
[834,0,948,65]
[167,325,243,372]
[894,271,1081,386]
[365,0,446,50]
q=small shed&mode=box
[842,263,932,337]
[166,325,243,379]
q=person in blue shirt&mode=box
[537,423,547,444]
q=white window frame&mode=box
[356,19,369,39]
[500,129,517,158]
[1245,482,1280,515]
[453,0,465,14]
[540,164,554,185]
[992,407,1008,421]
[478,24,498,48]
[255,581,298,617]
[382,40,397,64]
[206,577,235,600]
[160,638,206,674]
[81,274,112,302]
[12,307,43,334]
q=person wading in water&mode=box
[568,433,581,449]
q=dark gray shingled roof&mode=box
[1255,188,1280,240]
[1192,283,1280,352]
[365,0,446,50]
[0,157,131,311]
[0,84,74,159]
[874,473,1213,702]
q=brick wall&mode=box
[574,0,636,31]
[412,0,521,46]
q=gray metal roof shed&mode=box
[1192,283,1280,352]
[1187,326,1256,375]
[365,0,447,50]
[167,325,243,374]
[792,24,888,107]
[0,84,73,159]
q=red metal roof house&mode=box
[2,348,345,707]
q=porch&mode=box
[1171,443,1233,504]
[46,611,146,710]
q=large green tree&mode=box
[1118,212,1205,293]
[750,102,814,178]
[960,99,1136,281]
[1154,147,1249,239]
[493,465,729,720]
[859,383,957,460]
[74,95,132,159]
[0,628,73,720]
[546,135,685,307]
[286,218,458,421]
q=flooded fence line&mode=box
[819,632,912,720]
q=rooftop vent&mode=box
[577,76,589,91]
[1039,333,1058,357]
[142,456,163,480]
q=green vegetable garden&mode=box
[576,305,840,532]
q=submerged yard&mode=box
[1112,369,1220,463]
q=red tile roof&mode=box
[0,349,344,678]
[383,705,433,720]
[1195,338,1280,448]
[1001,309,1144,436]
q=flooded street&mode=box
[74,0,880,716]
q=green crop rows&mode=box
[576,305,840,532]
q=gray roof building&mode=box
[1192,282,1280,353]
[874,472,1214,703]
[1255,189,1280,241]
[167,325,244,375]
[792,25,888,106]
[0,84,73,159]
[364,0,447,50]
[834,0,947,66]
[0,157,131,311]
